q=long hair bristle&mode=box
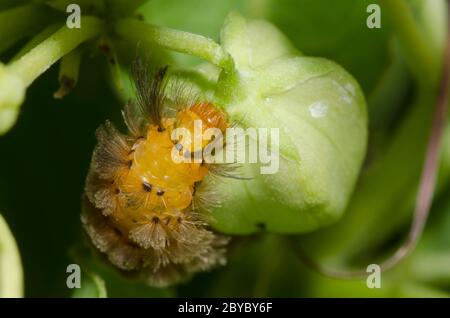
[208,163,252,180]
[121,101,147,138]
[131,58,168,130]
[92,121,131,180]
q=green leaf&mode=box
[0,214,23,298]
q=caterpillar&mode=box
[82,60,231,287]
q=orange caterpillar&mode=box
[82,63,229,287]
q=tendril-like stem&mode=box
[114,18,235,71]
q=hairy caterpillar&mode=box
[82,60,231,287]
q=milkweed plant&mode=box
[0,0,449,298]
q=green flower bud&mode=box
[207,13,368,234]
[0,64,25,135]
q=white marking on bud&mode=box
[309,101,329,118]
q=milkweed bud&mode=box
[205,13,368,234]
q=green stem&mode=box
[380,0,439,86]
[8,16,104,87]
[11,23,61,62]
[1,17,104,134]
[114,18,234,70]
